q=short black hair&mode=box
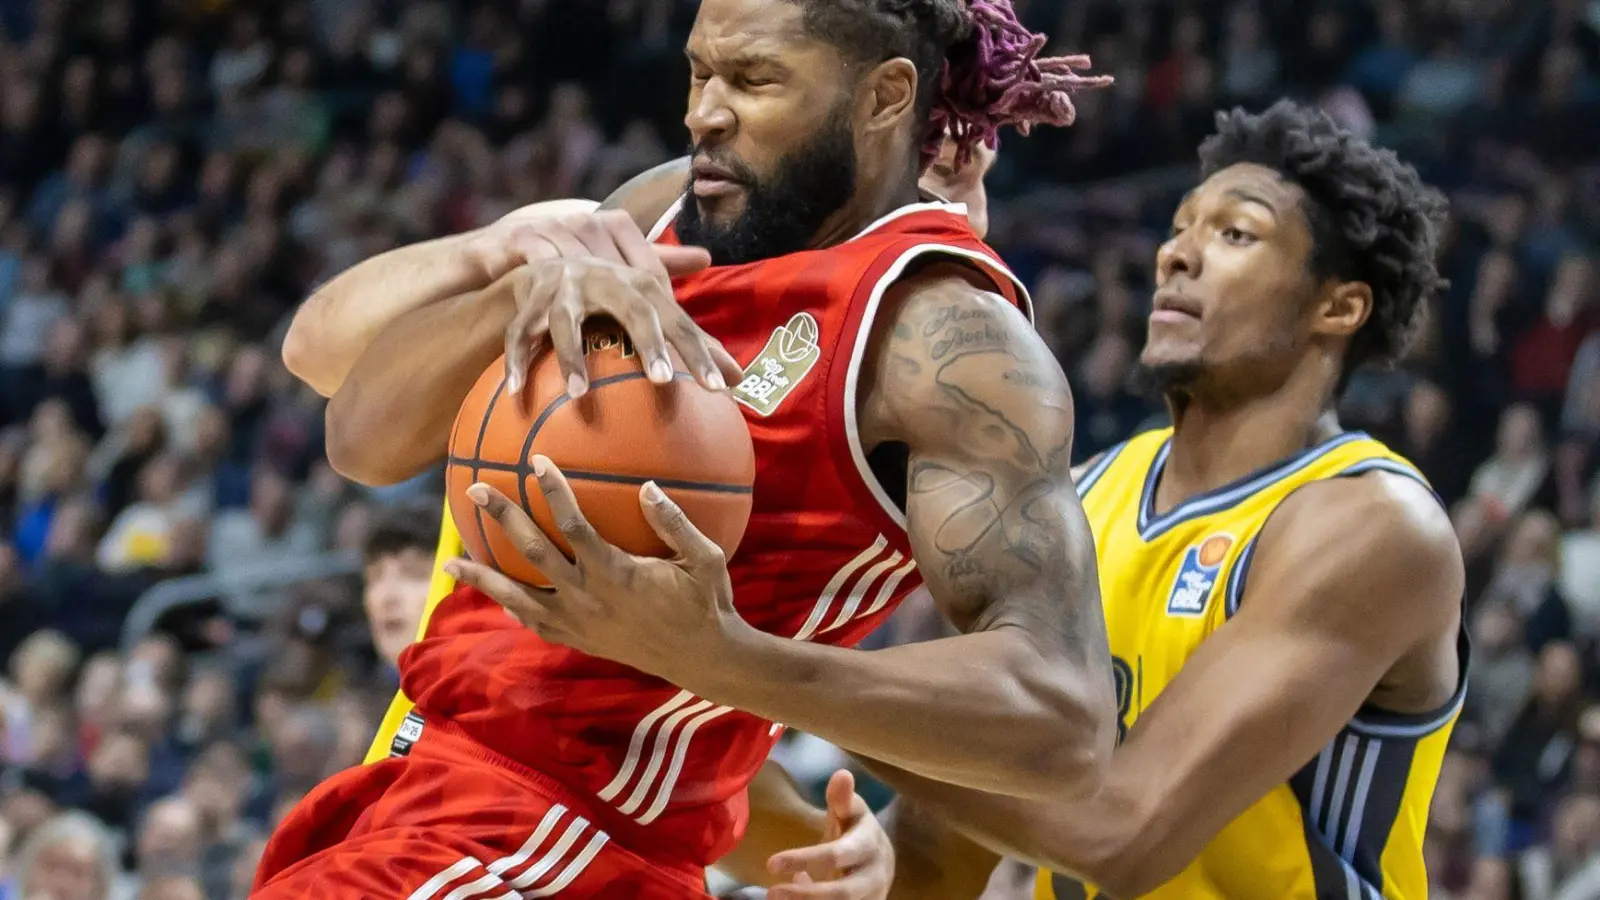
[793,0,970,120]
[363,500,438,565]
[1197,101,1449,379]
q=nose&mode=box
[1157,231,1200,286]
[685,79,735,146]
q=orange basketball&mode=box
[446,324,755,587]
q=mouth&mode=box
[1150,288,1202,324]
[690,159,744,199]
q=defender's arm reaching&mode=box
[449,264,1114,800]
[773,472,1462,898]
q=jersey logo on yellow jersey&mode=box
[1167,533,1233,616]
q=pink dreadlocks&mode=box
[924,0,1112,169]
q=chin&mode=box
[1133,357,1206,398]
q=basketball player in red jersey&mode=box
[256,1,1114,898]
[271,139,992,900]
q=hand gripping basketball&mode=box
[498,212,743,400]
[443,456,745,681]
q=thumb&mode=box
[656,244,712,276]
[824,769,858,836]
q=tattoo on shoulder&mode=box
[887,289,1098,655]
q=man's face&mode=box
[1142,162,1323,398]
[675,0,861,265]
[363,548,433,665]
[28,840,103,900]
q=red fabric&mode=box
[1510,315,1598,398]
[260,202,1031,886]
[253,723,709,899]
[396,203,1028,869]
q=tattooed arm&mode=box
[658,265,1114,798]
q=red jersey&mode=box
[398,199,1028,868]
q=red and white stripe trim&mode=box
[407,805,609,900]
[795,538,918,641]
[600,690,733,826]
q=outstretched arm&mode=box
[828,474,1462,898]
[283,159,691,399]
[282,199,597,398]
[323,161,732,486]
[451,269,1114,799]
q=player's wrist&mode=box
[679,612,769,698]
[456,228,510,284]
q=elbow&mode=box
[281,309,335,398]
[324,393,420,487]
[1007,646,1117,801]
[1037,680,1116,803]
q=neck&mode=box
[1161,363,1343,504]
[808,166,922,250]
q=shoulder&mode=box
[859,267,1070,447]
[600,158,689,235]
[1251,468,1462,638]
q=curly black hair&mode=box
[1197,100,1450,380]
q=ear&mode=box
[858,57,919,135]
[1314,280,1373,340]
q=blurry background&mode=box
[1,0,1599,898]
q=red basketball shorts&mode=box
[252,721,711,899]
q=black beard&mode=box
[674,103,857,267]
[1132,361,1205,402]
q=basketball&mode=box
[446,324,756,587]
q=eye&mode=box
[1168,224,1188,239]
[1221,227,1256,245]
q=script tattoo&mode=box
[883,288,1104,664]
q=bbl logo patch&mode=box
[1166,534,1233,616]
[733,312,821,416]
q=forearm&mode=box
[716,762,827,887]
[284,231,488,397]
[324,276,515,485]
[683,627,1105,799]
[883,798,999,900]
[862,759,1135,896]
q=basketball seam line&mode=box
[508,371,666,513]
[447,457,753,494]
[472,377,510,572]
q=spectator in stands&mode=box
[361,502,437,669]
[11,810,117,900]
[0,1,1597,895]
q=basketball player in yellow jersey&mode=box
[768,100,1467,900]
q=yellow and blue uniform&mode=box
[364,500,462,765]
[1038,429,1468,900]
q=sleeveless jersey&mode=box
[1038,428,1468,900]
[366,199,1028,869]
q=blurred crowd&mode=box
[1,0,1599,898]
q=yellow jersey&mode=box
[1038,428,1466,900]
[364,500,462,764]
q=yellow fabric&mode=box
[363,499,464,765]
[1036,429,1456,900]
